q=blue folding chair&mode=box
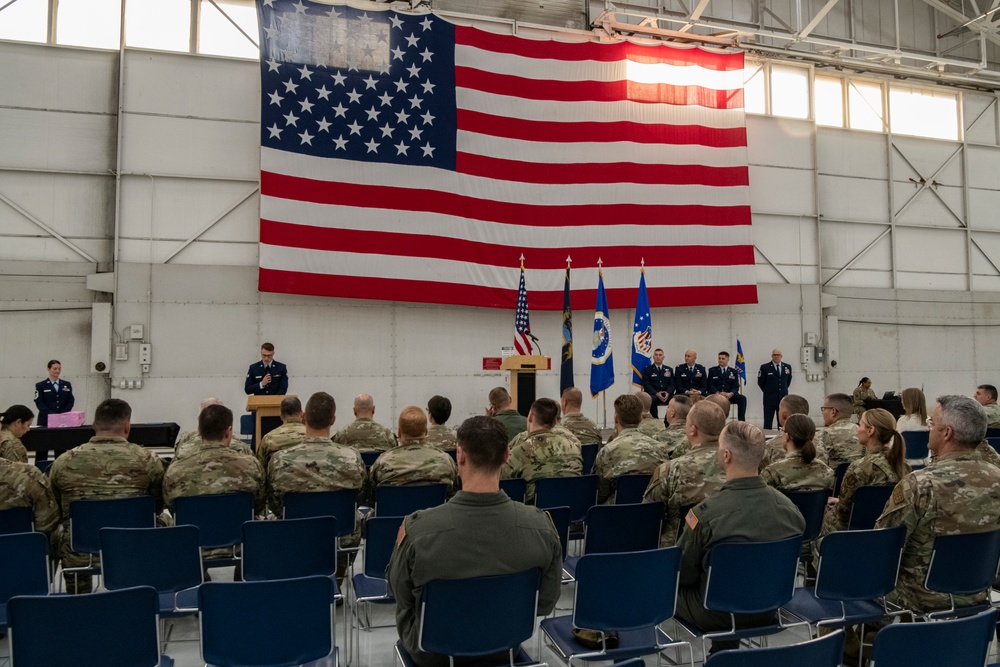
[64,495,157,591]
[783,488,832,578]
[580,444,599,476]
[199,575,337,667]
[535,475,599,525]
[902,430,930,460]
[870,607,998,667]
[34,459,53,475]
[396,569,547,667]
[833,462,850,497]
[360,450,381,469]
[500,477,528,503]
[847,485,895,530]
[353,515,405,657]
[614,473,652,505]
[986,428,1000,440]
[540,548,692,666]
[704,630,844,667]
[9,585,172,667]
[988,437,1000,455]
[173,491,254,570]
[0,531,49,632]
[563,502,663,579]
[283,488,360,558]
[374,484,447,517]
[0,506,34,534]
[242,517,340,589]
[923,527,1000,619]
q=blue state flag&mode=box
[591,271,614,397]
[560,267,574,394]
[736,338,747,392]
[630,270,652,387]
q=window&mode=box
[848,80,885,132]
[0,0,47,43]
[56,0,121,49]
[770,64,810,119]
[126,0,191,52]
[890,85,959,140]
[814,76,844,127]
[743,64,766,114]
[199,0,258,59]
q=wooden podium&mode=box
[500,355,550,416]
[246,395,294,448]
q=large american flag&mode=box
[256,0,756,310]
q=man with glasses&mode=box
[244,342,289,396]
[818,393,863,468]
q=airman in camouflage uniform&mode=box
[822,446,908,535]
[761,450,834,492]
[818,394,864,467]
[503,398,581,505]
[634,391,667,438]
[644,401,728,546]
[976,440,1000,467]
[560,387,603,447]
[333,393,397,452]
[975,384,1000,428]
[366,407,459,506]
[425,395,458,452]
[593,394,671,503]
[0,405,32,464]
[876,395,1000,614]
[758,394,811,470]
[255,396,307,470]
[0,427,29,464]
[0,458,59,535]
[654,396,693,459]
[50,399,164,593]
[174,430,252,461]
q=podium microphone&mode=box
[527,333,542,356]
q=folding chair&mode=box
[352,515,405,659]
[0,531,49,632]
[988,437,1000,455]
[846,485,895,530]
[613,473,652,505]
[199,575,337,667]
[242,517,340,591]
[902,430,930,460]
[173,491,254,570]
[782,488,831,577]
[832,462,850,497]
[395,568,547,667]
[704,629,844,667]
[540,548,692,666]
[535,475,599,525]
[580,444,599,476]
[9,585,171,667]
[374,484,447,517]
[986,428,1000,440]
[923,527,1000,619]
[870,607,998,667]
[563,502,663,579]
[500,477,528,503]
[0,506,34,534]
[360,450,380,469]
[63,495,157,591]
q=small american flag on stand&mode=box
[514,260,534,355]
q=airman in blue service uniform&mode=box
[708,351,747,421]
[34,360,74,428]
[757,349,792,429]
[244,343,288,396]
[674,349,708,397]
[641,348,674,419]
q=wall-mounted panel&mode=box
[0,172,113,241]
[748,116,814,169]
[748,166,814,215]
[817,129,887,179]
[969,189,1000,231]
[892,182,964,227]
[818,175,888,222]
[751,213,818,284]
[0,42,117,114]
[0,109,116,172]
[120,114,259,179]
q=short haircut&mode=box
[93,399,132,431]
[937,394,987,448]
[305,392,336,429]
[198,404,233,441]
[779,394,810,416]
[399,406,428,439]
[669,395,692,421]
[530,398,558,428]
[978,384,998,402]
[261,342,275,352]
[0,405,34,426]
[457,416,508,470]
[825,393,853,417]
[354,394,374,413]
[634,391,652,412]
[653,348,664,354]
[47,359,61,369]
[427,395,452,424]
[706,394,730,413]
[561,387,583,408]
[721,421,765,468]
[614,394,643,428]
[280,396,302,418]
[488,386,511,409]
[688,400,727,437]
[718,351,730,358]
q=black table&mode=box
[862,398,905,420]
[21,422,181,456]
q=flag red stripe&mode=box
[458,110,747,148]
[455,26,746,71]
[456,152,749,186]
[259,268,759,310]
[260,172,752,227]
[260,220,755,267]
[456,67,744,109]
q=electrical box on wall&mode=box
[114,343,128,361]
[129,324,144,340]
[139,344,152,364]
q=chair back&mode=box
[833,462,850,497]
[173,491,254,549]
[986,428,1000,439]
[925,527,1000,597]
[363,516,405,578]
[814,526,905,601]
[34,460,53,475]
[705,535,803,614]
[544,506,570,562]
[499,477,527,503]
[847,485,895,530]
[574,547,681,631]
[69,495,156,555]
[243,516,337,581]
[418,569,540,658]
[782,489,830,543]
[614,473,652,505]
[0,532,49,606]
[9,585,161,667]
[583,502,663,555]
[869,607,998,667]
[705,630,845,667]
[581,444,599,476]
[534,475,599,524]
[360,450,381,468]
[100,525,202,594]
[283,488,357,537]
[199,575,334,667]
[988,437,1000,455]
[374,484,447,517]
[0,507,34,535]
[902,430,930,459]
[676,503,696,540]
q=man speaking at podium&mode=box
[244,343,289,396]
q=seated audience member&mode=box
[559,387,602,447]
[705,393,731,415]
[675,421,805,653]
[503,398,581,505]
[0,404,33,463]
[367,406,459,504]
[50,399,164,593]
[818,393,864,467]
[388,416,562,667]
[707,351,747,421]
[761,414,834,492]
[487,387,527,442]
[644,400,728,546]
[877,395,1000,615]
[654,396,693,459]
[255,396,306,469]
[0,451,58,536]
[974,384,1000,429]
[896,387,929,432]
[821,408,909,536]
[333,393,397,452]
[758,395,827,470]
[592,394,671,503]
[635,391,667,437]
[424,395,457,452]
[174,398,253,461]
[852,377,876,417]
